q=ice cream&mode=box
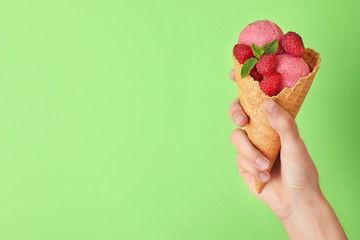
[276,54,310,91]
[235,21,310,96]
[232,20,321,193]
[238,20,283,49]
[232,49,320,193]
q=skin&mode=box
[228,69,347,240]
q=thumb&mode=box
[262,99,317,188]
[262,99,302,153]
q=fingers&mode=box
[230,129,271,182]
[236,153,270,182]
[229,69,236,82]
[229,98,248,127]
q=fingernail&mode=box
[234,113,245,126]
[256,158,269,171]
[263,99,278,115]
[259,172,270,182]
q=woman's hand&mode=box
[229,69,347,239]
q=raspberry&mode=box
[250,67,263,81]
[233,44,254,64]
[259,72,282,96]
[256,54,277,76]
[280,32,305,57]
[276,44,285,55]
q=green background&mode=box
[0,0,359,239]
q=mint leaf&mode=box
[241,57,258,78]
[261,39,278,54]
[251,43,264,58]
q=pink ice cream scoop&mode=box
[276,54,310,91]
[238,20,283,48]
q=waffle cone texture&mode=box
[232,48,321,193]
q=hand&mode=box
[229,69,320,217]
[229,69,347,239]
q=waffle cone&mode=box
[232,48,321,193]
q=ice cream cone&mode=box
[232,48,321,193]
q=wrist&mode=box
[276,188,325,223]
[278,190,347,240]
[279,189,327,224]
